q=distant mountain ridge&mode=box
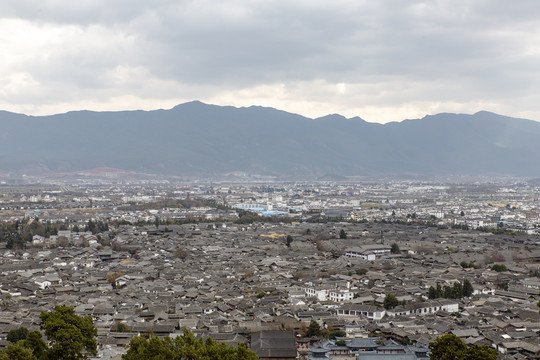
[1,101,539,178]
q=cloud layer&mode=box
[2,0,540,122]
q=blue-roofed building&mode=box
[356,353,418,360]
[308,338,429,360]
[261,210,288,216]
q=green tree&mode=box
[452,282,463,298]
[429,334,498,360]
[465,344,498,360]
[40,305,97,360]
[0,342,36,360]
[356,268,368,276]
[306,320,322,337]
[443,285,453,299]
[174,246,189,259]
[7,327,29,343]
[122,329,258,360]
[112,322,131,333]
[286,235,293,247]
[429,334,468,360]
[22,331,48,360]
[122,336,177,360]
[491,264,508,272]
[5,231,24,249]
[431,283,442,298]
[97,221,109,232]
[328,330,346,339]
[383,293,399,310]
[339,229,347,239]
[390,243,400,254]
[428,286,437,299]
[462,279,474,297]
[431,280,473,300]
[85,220,96,234]
[460,261,477,269]
[83,220,108,234]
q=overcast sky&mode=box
[1,0,540,123]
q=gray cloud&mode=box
[1,0,540,122]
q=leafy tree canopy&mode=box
[383,293,399,310]
[328,330,346,339]
[1,306,95,360]
[7,327,29,343]
[429,334,497,360]
[0,342,35,360]
[122,329,258,360]
[465,344,498,360]
[22,331,48,360]
[306,320,322,337]
[462,279,474,297]
[430,334,468,360]
[174,246,189,259]
[491,264,508,272]
[40,305,97,360]
[286,235,293,247]
[428,280,473,300]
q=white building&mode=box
[337,304,386,320]
[344,245,391,260]
[386,299,459,317]
[329,289,355,302]
[32,235,45,246]
[304,287,328,301]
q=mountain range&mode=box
[1,101,540,179]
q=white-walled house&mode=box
[386,299,459,317]
[304,287,328,301]
[34,273,62,289]
[344,245,391,260]
[34,276,51,290]
[304,285,354,302]
[337,304,386,320]
[329,289,354,302]
[32,235,45,246]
